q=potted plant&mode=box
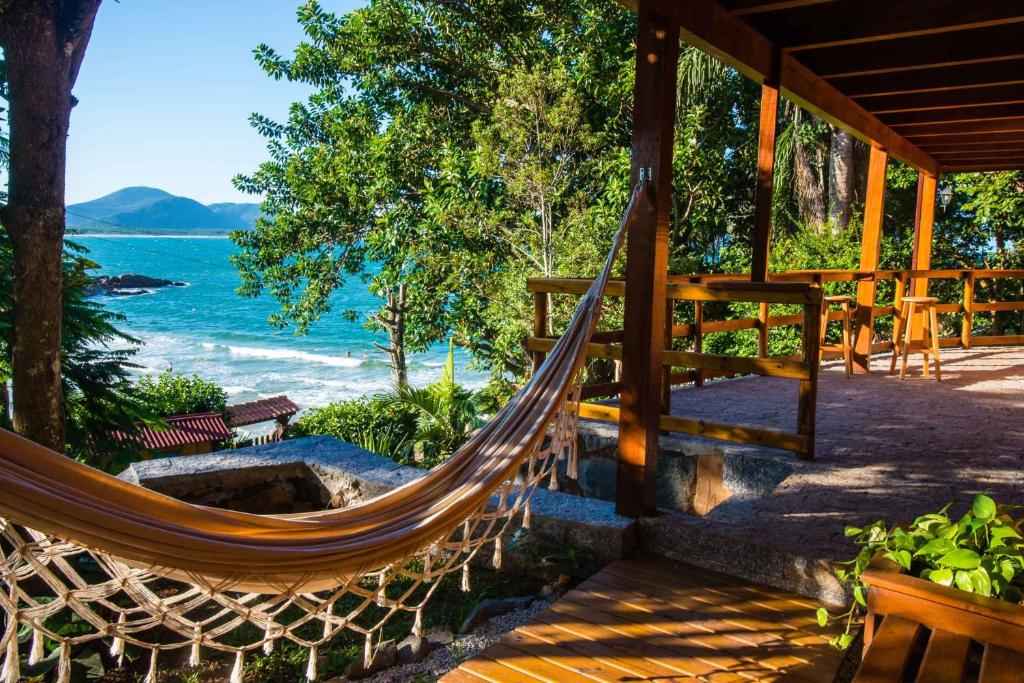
[819,494,1024,650]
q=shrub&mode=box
[134,370,228,417]
[290,396,418,461]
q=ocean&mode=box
[75,236,488,427]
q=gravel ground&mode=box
[361,599,552,683]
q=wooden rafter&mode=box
[637,0,940,174]
[836,59,1024,98]
[801,24,1024,79]
[745,2,1024,52]
[860,84,1024,115]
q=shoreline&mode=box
[72,233,233,239]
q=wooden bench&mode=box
[856,560,1024,683]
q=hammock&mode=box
[0,182,647,683]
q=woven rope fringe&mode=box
[522,500,532,529]
[413,606,423,639]
[189,625,201,667]
[492,532,503,570]
[461,562,471,592]
[57,644,72,683]
[145,648,158,683]
[2,620,18,683]
[230,650,244,683]
[109,612,125,664]
[307,645,318,681]
[363,632,373,670]
[29,627,44,666]
[567,433,579,480]
[263,626,275,655]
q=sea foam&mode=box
[217,344,364,368]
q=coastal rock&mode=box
[86,273,186,296]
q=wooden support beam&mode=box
[616,1,678,518]
[853,145,889,373]
[642,0,939,175]
[911,172,937,297]
[910,172,938,338]
[751,55,781,282]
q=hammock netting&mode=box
[0,183,646,683]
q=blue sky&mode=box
[66,0,362,206]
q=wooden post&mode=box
[751,52,781,283]
[661,299,673,415]
[531,291,548,375]
[962,271,976,348]
[757,302,770,358]
[910,172,938,338]
[798,291,822,460]
[616,2,679,518]
[852,145,889,373]
[693,301,704,387]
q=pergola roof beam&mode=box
[899,117,1024,137]
[801,24,1024,78]
[745,1,1024,52]
[861,84,1024,115]
[834,59,1024,98]
[641,0,940,174]
[718,0,836,16]
[879,103,1024,127]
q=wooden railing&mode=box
[527,268,1024,460]
[528,278,823,459]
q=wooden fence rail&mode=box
[527,268,1024,460]
[528,278,822,458]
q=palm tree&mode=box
[384,340,484,467]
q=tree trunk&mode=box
[374,284,409,387]
[794,135,826,232]
[828,126,855,232]
[0,2,100,451]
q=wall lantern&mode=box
[939,184,954,212]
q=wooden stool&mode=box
[820,295,853,378]
[890,296,942,381]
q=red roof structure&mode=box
[226,396,300,428]
[111,412,231,451]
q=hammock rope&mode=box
[0,181,649,681]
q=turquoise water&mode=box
[75,236,487,417]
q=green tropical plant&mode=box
[133,370,228,418]
[383,340,485,467]
[290,396,418,462]
[819,494,1024,649]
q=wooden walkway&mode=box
[442,556,847,683]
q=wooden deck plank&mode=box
[441,557,846,683]
[917,629,971,683]
[980,645,1024,683]
[477,642,607,683]
[502,628,696,683]
[575,577,837,683]
[598,561,835,645]
[523,612,705,682]
[852,615,922,683]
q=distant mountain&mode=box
[66,187,261,234]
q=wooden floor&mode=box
[442,556,848,683]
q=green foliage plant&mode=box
[819,494,1024,649]
[134,370,228,418]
